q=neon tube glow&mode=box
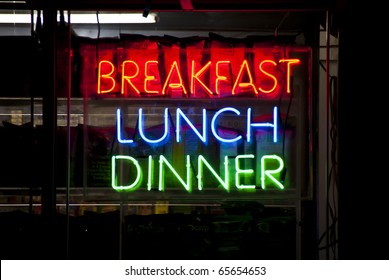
[111,106,286,193]
[96,58,301,97]
[111,154,285,192]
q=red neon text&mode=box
[97,58,300,97]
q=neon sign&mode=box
[111,106,285,192]
[79,41,311,195]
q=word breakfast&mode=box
[97,57,300,96]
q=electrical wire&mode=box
[317,65,339,259]
[96,11,100,64]
[276,43,293,161]
[328,74,338,258]
[29,9,35,216]
[282,78,293,159]
[66,9,72,260]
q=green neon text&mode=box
[111,154,285,192]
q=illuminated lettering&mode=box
[198,155,229,191]
[162,61,188,95]
[211,107,243,143]
[138,108,170,144]
[246,106,278,143]
[111,155,142,191]
[95,56,303,97]
[158,155,192,192]
[279,59,300,93]
[117,106,279,145]
[261,154,285,190]
[98,60,116,94]
[144,60,160,94]
[191,60,213,97]
[90,43,306,198]
[121,60,140,95]
[215,61,230,95]
[116,108,134,144]
[147,155,154,190]
[110,153,286,192]
[232,60,258,95]
[235,154,255,189]
[176,108,207,143]
[258,60,278,93]
[112,106,289,193]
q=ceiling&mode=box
[1,0,338,11]
[0,0,337,38]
